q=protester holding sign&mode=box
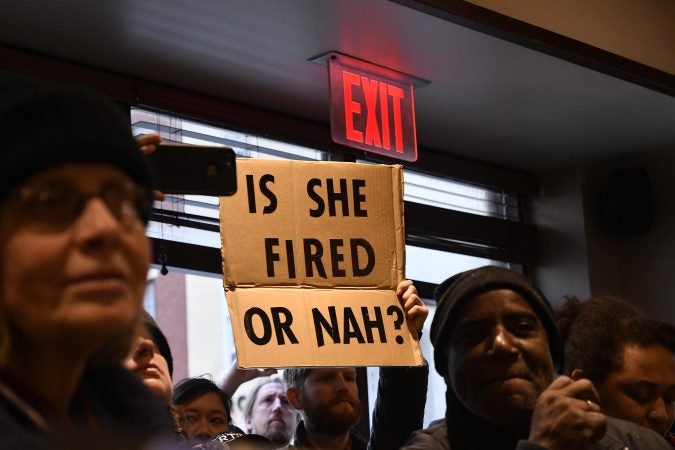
[283,279,429,450]
[217,123,431,450]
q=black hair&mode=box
[229,433,276,450]
[172,377,232,418]
[628,317,675,353]
[557,295,674,382]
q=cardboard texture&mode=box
[220,159,423,367]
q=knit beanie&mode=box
[431,265,561,378]
[0,81,153,209]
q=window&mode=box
[133,107,522,428]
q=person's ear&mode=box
[244,414,252,432]
[286,388,303,410]
[570,368,585,380]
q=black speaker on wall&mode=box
[604,167,654,235]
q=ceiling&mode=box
[1,0,674,172]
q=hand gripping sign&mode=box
[219,159,423,367]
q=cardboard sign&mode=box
[220,159,423,367]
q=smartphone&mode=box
[148,143,237,196]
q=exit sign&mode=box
[327,54,418,162]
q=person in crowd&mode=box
[124,311,175,406]
[0,82,173,447]
[283,279,429,450]
[220,359,278,428]
[123,310,191,440]
[173,377,243,444]
[403,265,671,450]
[220,358,294,447]
[242,376,298,448]
[557,295,675,445]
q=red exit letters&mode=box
[328,56,418,162]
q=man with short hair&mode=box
[244,376,299,448]
[403,265,671,450]
[284,279,429,450]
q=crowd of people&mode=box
[0,78,672,449]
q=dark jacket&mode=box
[291,364,429,450]
[402,417,672,450]
[292,421,368,450]
[0,366,174,450]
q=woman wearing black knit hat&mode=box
[0,82,173,448]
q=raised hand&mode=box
[396,279,428,336]
[529,376,606,450]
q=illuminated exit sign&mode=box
[322,53,422,162]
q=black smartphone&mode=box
[148,143,237,196]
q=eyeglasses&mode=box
[7,179,153,229]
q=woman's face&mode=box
[596,343,675,436]
[179,392,230,442]
[0,163,150,357]
[123,329,173,405]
